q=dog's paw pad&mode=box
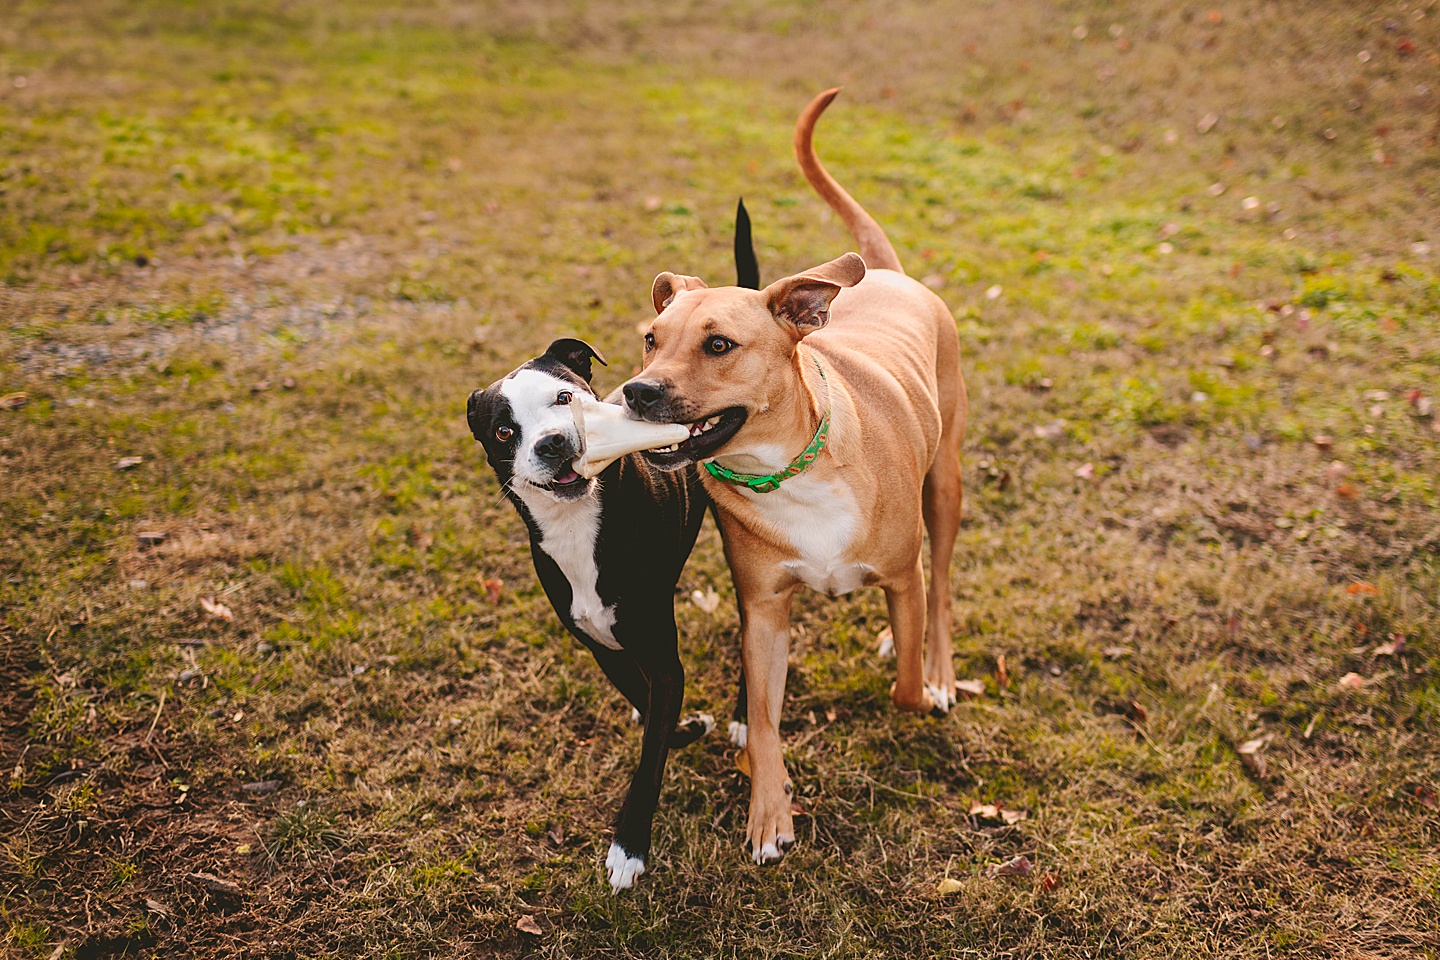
[876,626,894,659]
[727,720,748,748]
[606,842,646,892]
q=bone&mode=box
[571,393,689,478]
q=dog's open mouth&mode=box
[544,463,590,498]
[642,407,747,469]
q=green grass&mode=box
[2,1,1439,957]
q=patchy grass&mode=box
[2,1,1439,957]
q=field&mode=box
[2,1,1439,956]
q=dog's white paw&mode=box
[728,720,748,748]
[630,707,642,725]
[753,841,783,865]
[876,626,894,659]
[926,682,953,716]
[606,842,646,892]
[694,712,716,734]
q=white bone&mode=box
[571,393,689,478]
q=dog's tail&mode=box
[794,88,904,274]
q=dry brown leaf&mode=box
[955,679,986,698]
[969,802,999,819]
[1039,872,1059,892]
[1129,700,1148,724]
[185,872,243,896]
[0,392,28,409]
[1335,482,1359,500]
[996,654,1010,691]
[1074,462,1095,480]
[735,750,751,778]
[1417,787,1438,811]
[1001,809,1028,825]
[824,708,837,723]
[515,915,542,936]
[199,597,233,621]
[986,854,1033,879]
[480,577,503,604]
[1346,581,1380,596]
[116,456,144,470]
[937,878,964,895]
[1338,672,1367,689]
[1312,435,1333,451]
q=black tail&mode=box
[734,197,759,290]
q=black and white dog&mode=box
[466,339,712,890]
[464,201,760,891]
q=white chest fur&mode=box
[515,486,620,650]
[743,474,873,596]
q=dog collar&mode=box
[703,357,830,494]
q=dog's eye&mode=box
[495,425,514,442]
[705,336,735,356]
[643,332,655,352]
[556,391,573,405]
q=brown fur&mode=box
[624,89,967,863]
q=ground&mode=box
[2,1,1439,957]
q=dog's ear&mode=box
[540,338,607,383]
[651,272,709,314]
[764,252,866,337]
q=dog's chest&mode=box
[744,475,873,596]
[519,491,620,650]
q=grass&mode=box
[1,0,1438,956]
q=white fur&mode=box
[691,712,716,734]
[606,841,645,891]
[728,720,748,748]
[737,474,872,596]
[753,842,782,865]
[927,682,953,714]
[504,372,620,651]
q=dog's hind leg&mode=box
[921,322,967,709]
[728,668,748,748]
[590,645,711,748]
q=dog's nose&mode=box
[623,380,666,416]
[534,432,573,463]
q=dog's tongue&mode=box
[571,394,691,478]
[554,467,580,485]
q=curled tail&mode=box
[794,88,904,274]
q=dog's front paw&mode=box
[727,720,748,749]
[746,782,796,865]
[606,842,646,892]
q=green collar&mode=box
[703,356,830,494]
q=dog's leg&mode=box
[590,645,711,748]
[884,558,942,715]
[606,652,685,891]
[728,667,748,748]
[921,466,962,712]
[739,582,798,864]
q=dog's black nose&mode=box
[534,432,573,463]
[623,380,666,416]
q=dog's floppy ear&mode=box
[764,252,865,337]
[540,338,607,383]
[651,272,709,314]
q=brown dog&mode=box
[621,89,967,864]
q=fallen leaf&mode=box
[955,679,986,698]
[1339,672,1367,689]
[235,844,251,855]
[986,854,1033,879]
[547,822,564,845]
[736,750,751,778]
[1001,809,1028,825]
[1040,872,1059,891]
[690,587,721,614]
[1373,634,1405,656]
[1312,435,1333,451]
[116,456,144,470]
[185,872,243,896]
[0,392,28,409]
[824,708,837,723]
[1417,787,1438,811]
[137,531,167,547]
[1129,700,1148,724]
[200,597,233,621]
[515,915,542,936]
[480,577,503,604]
[937,878,965,895]
[969,802,1000,819]
[1196,111,1219,134]
[1345,581,1380,596]
[1074,462,1095,480]
[996,654,1010,691]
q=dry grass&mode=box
[2,1,1439,957]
